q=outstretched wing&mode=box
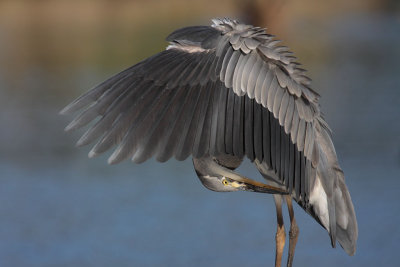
[62,19,359,254]
[61,19,322,201]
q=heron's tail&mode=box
[333,168,358,256]
[312,123,358,256]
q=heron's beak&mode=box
[231,177,288,195]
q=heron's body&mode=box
[61,18,357,266]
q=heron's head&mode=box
[197,174,286,194]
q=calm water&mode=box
[1,14,399,267]
[0,156,399,267]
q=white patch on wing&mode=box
[309,176,330,231]
[335,187,349,229]
[166,44,209,53]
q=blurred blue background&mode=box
[0,0,399,266]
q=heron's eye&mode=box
[222,179,229,186]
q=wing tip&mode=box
[107,157,116,165]
[59,103,74,115]
[64,121,77,132]
[76,136,89,147]
[346,245,356,256]
[88,149,98,158]
[107,150,124,165]
[59,107,69,115]
[59,100,81,116]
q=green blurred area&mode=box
[1,0,397,74]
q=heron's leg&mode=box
[273,194,285,267]
[285,195,299,267]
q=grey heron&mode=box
[61,18,358,267]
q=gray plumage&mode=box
[61,18,358,261]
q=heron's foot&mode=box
[286,219,299,267]
[275,225,286,267]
